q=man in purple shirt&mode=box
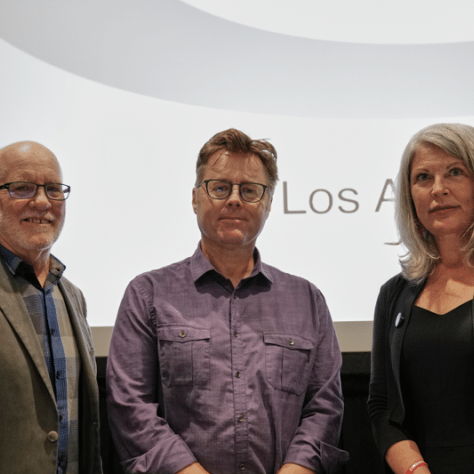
[107,129,348,474]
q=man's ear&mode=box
[192,187,197,215]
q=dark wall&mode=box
[97,352,385,474]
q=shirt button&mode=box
[236,371,242,378]
[179,330,186,338]
[240,464,246,471]
[234,331,239,337]
[289,338,295,346]
[47,431,59,443]
[238,414,245,422]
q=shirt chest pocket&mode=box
[264,333,314,395]
[157,326,211,387]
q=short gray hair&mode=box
[396,123,474,281]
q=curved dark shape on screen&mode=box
[0,0,473,118]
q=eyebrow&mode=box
[412,159,467,170]
[447,160,468,167]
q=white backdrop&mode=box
[0,1,473,327]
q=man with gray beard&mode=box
[0,142,102,474]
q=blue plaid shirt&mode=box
[0,245,80,474]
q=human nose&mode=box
[226,184,243,206]
[29,186,52,209]
[431,175,449,196]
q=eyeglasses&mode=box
[0,182,71,201]
[197,179,268,203]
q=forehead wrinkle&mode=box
[207,152,264,179]
[412,155,465,171]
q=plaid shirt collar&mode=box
[0,244,65,287]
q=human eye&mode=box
[214,181,230,192]
[414,172,430,182]
[216,182,230,193]
[10,182,35,197]
[46,184,64,198]
[241,184,258,196]
[208,180,231,197]
[12,182,33,191]
[240,183,264,202]
[449,167,463,176]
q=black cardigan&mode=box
[367,273,425,460]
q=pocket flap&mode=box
[264,333,313,351]
[157,326,210,343]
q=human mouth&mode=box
[219,217,244,223]
[23,216,54,224]
[429,205,458,214]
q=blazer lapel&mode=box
[0,260,56,403]
[59,279,102,474]
[59,279,96,389]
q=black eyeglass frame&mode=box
[196,179,268,203]
[0,182,71,201]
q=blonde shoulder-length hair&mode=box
[396,123,474,282]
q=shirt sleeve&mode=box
[106,277,197,474]
[282,286,349,474]
[367,280,409,458]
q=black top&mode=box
[369,274,474,473]
[401,300,474,448]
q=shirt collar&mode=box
[0,244,65,282]
[190,242,273,284]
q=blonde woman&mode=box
[368,123,474,474]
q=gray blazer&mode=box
[0,258,103,474]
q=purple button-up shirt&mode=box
[107,245,348,474]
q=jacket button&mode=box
[47,431,59,443]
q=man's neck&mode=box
[201,241,256,288]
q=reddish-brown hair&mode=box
[195,129,279,193]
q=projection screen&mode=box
[1,0,473,352]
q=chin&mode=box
[22,233,59,252]
[219,239,246,247]
[219,232,247,245]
